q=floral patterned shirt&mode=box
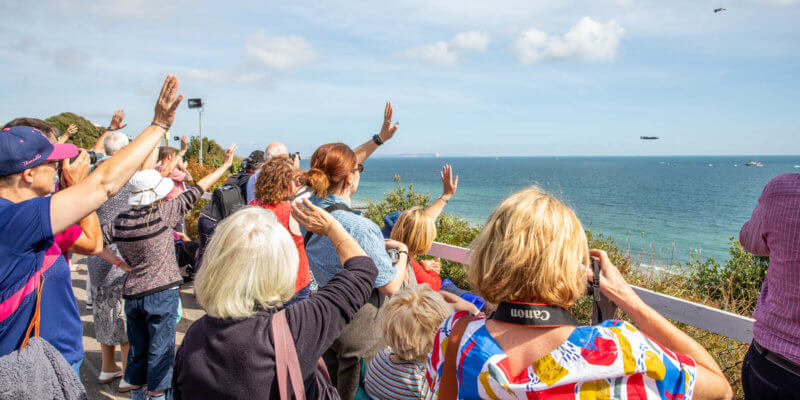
[426,312,696,399]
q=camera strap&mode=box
[492,301,580,327]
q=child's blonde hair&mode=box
[378,285,451,363]
[390,206,436,256]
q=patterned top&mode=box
[87,183,132,288]
[426,312,696,400]
[366,348,435,400]
[740,173,800,364]
[303,194,396,288]
[102,186,203,298]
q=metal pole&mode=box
[198,108,203,166]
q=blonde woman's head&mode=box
[390,206,436,256]
[468,186,589,307]
[378,285,451,363]
[194,207,299,319]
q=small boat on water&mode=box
[745,161,764,167]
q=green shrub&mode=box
[44,112,104,148]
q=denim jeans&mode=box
[283,283,311,307]
[742,341,800,400]
[125,289,179,393]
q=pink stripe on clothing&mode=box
[0,244,61,322]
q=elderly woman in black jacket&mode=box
[173,199,378,399]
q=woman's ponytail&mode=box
[306,168,331,198]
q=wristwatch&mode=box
[372,134,384,146]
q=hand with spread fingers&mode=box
[378,101,399,142]
[65,124,78,137]
[223,144,237,167]
[440,164,458,201]
[292,198,338,237]
[109,110,128,131]
[152,75,184,129]
[180,135,189,153]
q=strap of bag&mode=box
[272,310,306,400]
[438,314,476,400]
[590,259,618,324]
[303,203,354,246]
[20,277,45,349]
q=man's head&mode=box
[265,142,289,159]
[104,132,130,156]
[158,146,176,162]
[0,126,79,196]
[3,118,59,142]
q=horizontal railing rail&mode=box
[427,242,755,343]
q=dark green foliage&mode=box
[364,175,432,225]
[44,112,104,148]
[185,136,242,172]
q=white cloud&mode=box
[450,30,489,52]
[245,31,318,72]
[186,69,266,85]
[403,30,489,66]
[513,17,625,64]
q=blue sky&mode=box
[1,0,798,157]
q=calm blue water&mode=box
[348,156,800,264]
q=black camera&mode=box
[173,136,180,141]
[69,150,98,165]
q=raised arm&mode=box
[57,124,77,144]
[425,164,458,220]
[195,144,237,192]
[93,110,128,155]
[378,239,408,296]
[50,75,184,235]
[589,249,733,400]
[158,135,188,177]
[353,102,399,163]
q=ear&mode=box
[19,168,36,184]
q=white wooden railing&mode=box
[427,242,755,343]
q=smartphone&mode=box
[173,136,180,141]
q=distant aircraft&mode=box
[640,136,659,140]
[714,8,726,13]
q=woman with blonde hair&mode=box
[173,201,380,399]
[426,187,733,400]
[250,155,312,304]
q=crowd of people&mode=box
[0,74,797,400]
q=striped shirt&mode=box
[740,173,800,364]
[365,349,434,400]
[102,186,203,299]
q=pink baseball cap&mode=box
[0,126,79,176]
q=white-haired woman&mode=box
[173,200,379,399]
[427,187,733,400]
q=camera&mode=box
[173,136,180,141]
[69,150,98,165]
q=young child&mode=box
[365,285,451,400]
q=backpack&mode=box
[200,172,252,222]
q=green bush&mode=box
[44,112,104,148]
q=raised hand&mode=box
[65,124,77,137]
[223,144,237,166]
[291,198,338,236]
[61,150,91,187]
[180,135,189,152]
[152,75,184,129]
[440,164,458,200]
[378,101,399,142]
[109,110,128,131]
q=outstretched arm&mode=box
[353,102,399,163]
[195,144,237,192]
[57,124,77,144]
[50,75,184,235]
[425,164,458,220]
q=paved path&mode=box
[71,255,206,399]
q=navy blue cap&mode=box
[381,211,403,239]
[0,126,78,176]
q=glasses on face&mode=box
[354,163,364,173]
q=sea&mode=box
[344,156,800,265]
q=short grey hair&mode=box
[104,132,130,156]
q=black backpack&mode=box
[200,172,252,222]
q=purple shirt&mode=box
[740,173,800,364]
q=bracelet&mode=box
[334,237,356,251]
[114,260,123,268]
[372,134,384,146]
[151,121,170,131]
[438,196,449,203]
[398,250,408,256]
